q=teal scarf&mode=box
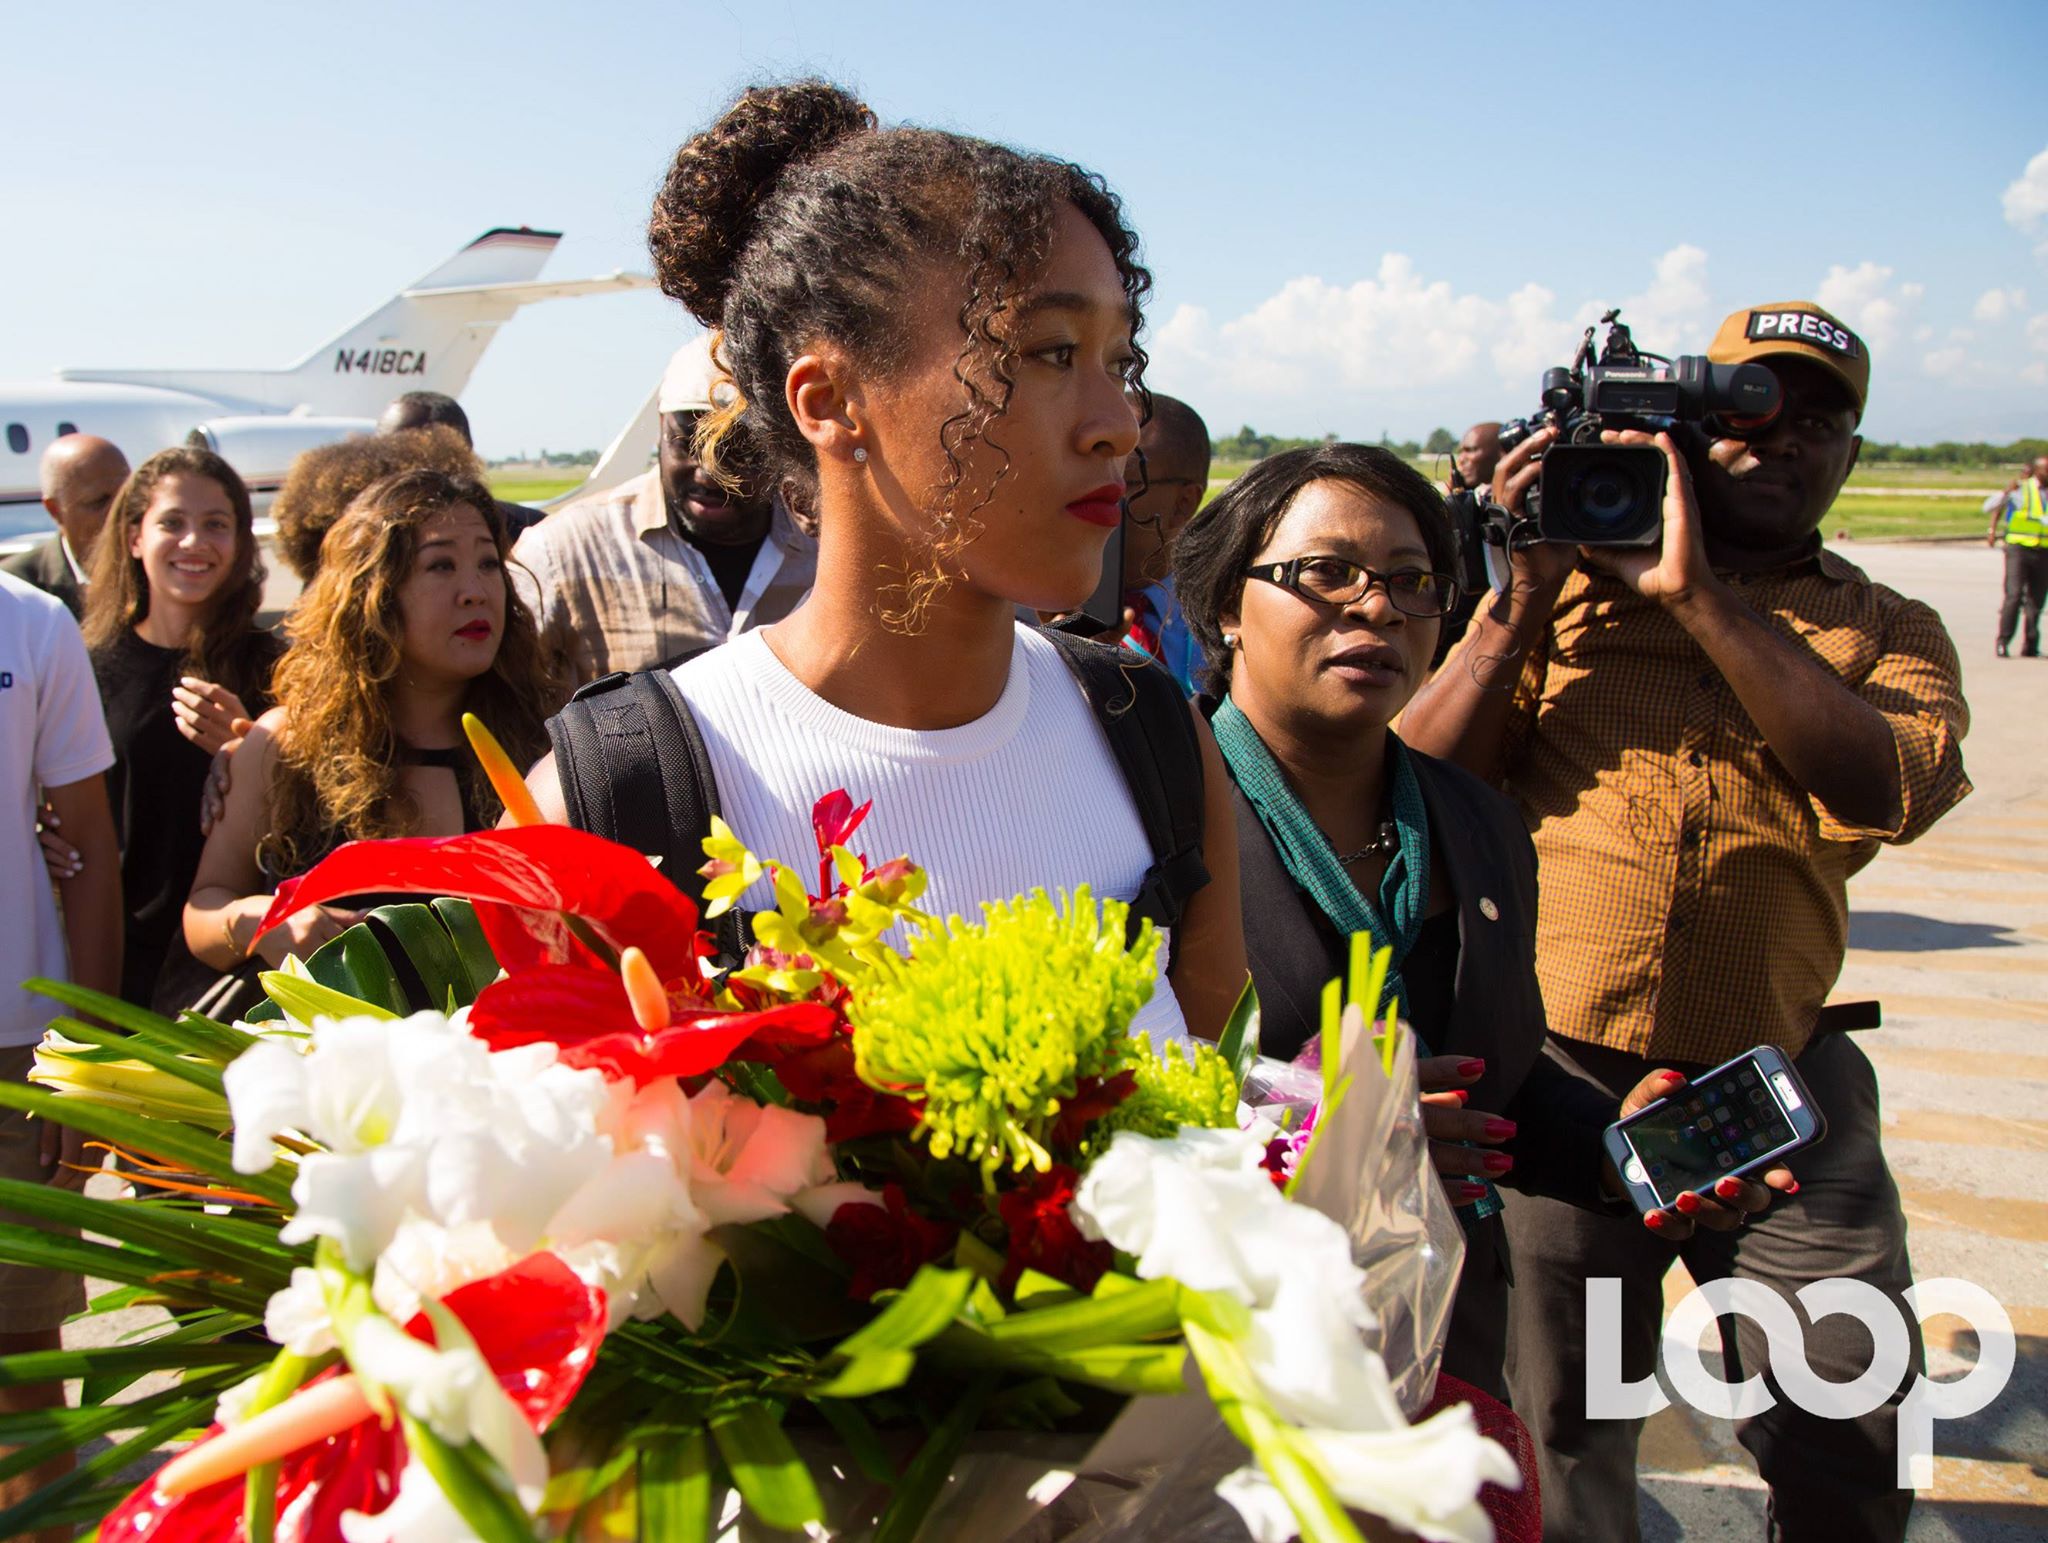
[1212,696,1500,1224]
[1211,696,1431,1014]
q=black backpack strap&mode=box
[1041,630,1210,958]
[545,667,751,960]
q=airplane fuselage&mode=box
[0,381,363,524]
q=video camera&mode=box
[1450,310,1782,594]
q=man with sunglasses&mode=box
[1118,394,1212,692]
[1402,303,1972,1541]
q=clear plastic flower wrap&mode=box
[1241,1005,1467,1417]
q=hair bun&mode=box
[650,80,875,324]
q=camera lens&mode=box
[1535,444,1665,547]
[1573,461,1653,533]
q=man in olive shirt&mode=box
[1403,302,1970,1541]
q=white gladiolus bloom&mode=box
[347,1314,547,1500]
[1217,1401,1523,1543]
[1070,1127,1368,1315]
[1070,1126,1518,1539]
[263,1266,339,1357]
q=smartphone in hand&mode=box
[1603,1044,1825,1216]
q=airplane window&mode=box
[5,424,27,454]
[56,422,78,438]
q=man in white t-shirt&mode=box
[0,571,122,1533]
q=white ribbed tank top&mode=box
[671,623,1188,1049]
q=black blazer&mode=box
[1231,737,1617,1208]
[1,537,84,621]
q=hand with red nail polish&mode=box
[1605,1068,1792,1239]
[1418,1056,1515,1187]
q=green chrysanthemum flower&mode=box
[849,887,1158,1180]
[1090,1037,1240,1150]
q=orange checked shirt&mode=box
[1475,546,1970,1064]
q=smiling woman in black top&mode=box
[1174,443,1762,1399]
[81,447,279,1009]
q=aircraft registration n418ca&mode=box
[0,227,651,513]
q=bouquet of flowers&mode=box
[0,725,1518,1542]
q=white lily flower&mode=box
[1216,1400,1522,1543]
[680,1081,836,1227]
[546,1148,713,1327]
[263,1266,339,1357]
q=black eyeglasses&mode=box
[1243,555,1462,619]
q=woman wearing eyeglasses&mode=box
[1174,443,1701,1402]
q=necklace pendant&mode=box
[1337,821,1400,866]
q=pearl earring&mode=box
[1222,632,1238,649]
[853,447,868,464]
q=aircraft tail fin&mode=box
[58,229,650,419]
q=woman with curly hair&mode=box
[521,80,1244,1046]
[81,446,280,1006]
[183,468,562,971]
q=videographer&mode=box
[1401,301,1972,1541]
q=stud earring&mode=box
[853,447,868,464]
[1222,632,1238,649]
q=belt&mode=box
[1809,999,1881,1042]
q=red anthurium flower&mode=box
[998,1165,1114,1294]
[100,1252,605,1542]
[825,1185,956,1301]
[259,828,711,981]
[770,1036,920,1143]
[471,966,839,1086]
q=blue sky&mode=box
[7,0,2044,456]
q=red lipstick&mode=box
[455,620,493,641]
[1066,483,1125,528]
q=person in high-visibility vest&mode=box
[1989,454,2048,657]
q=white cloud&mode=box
[1974,286,2027,322]
[1608,243,1713,349]
[1145,246,1709,407]
[1921,346,1969,379]
[1815,262,1925,352]
[2002,147,2048,231]
[2028,314,2048,354]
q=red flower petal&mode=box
[99,1253,605,1542]
[766,1038,921,1143]
[259,828,710,981]
[825,1186,955,1301]
[998,1165,1113,1294]
[471,968,838,1086]
[810,790,872,859]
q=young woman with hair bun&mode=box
[526,80,1245,1046]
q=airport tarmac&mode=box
[51,539,2047,1539]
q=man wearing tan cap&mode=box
[1404,301,1970,1540]
[513,335,816,683]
